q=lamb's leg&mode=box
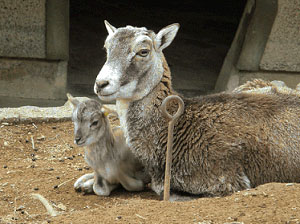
[74,173,94,193]
[118,172,144,192]
[93,174,118,196]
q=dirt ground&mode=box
[1,120,300,224]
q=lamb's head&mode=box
[67,94,108,146]
[94,21,179,102]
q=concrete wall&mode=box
[215,0,300,92]
[0,0,69,107]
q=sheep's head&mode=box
[94,21,179,102]
[67,94,107,146]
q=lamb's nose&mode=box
[96,81,109,92]
[75,137,81,144]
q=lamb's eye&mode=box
[91,121,98,127]
[137,49,150,57]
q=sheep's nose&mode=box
[75,137,81,144]
[95,81,109,93]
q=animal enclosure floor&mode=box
[1,121,300,224]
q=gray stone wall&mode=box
[0,59,67,99]
[0,0,46,58]
[260,0,300,72]
[0,0,69,106]
[216,0,300,92]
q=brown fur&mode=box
[95,23,300,197]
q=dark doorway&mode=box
[68,0,246,98]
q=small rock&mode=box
[4,141,9,147]
[56,176,60,179]
[2,122,9,126]
[84,166,90,170]
[37,135,46,141]
[116,216,122,220]
[3,165,7,168]
[34,187,39,191]
[48,168,54,171]
[32,158,37,162]
[286,183,294,186]
[52,126,57,129]
[57,203,66,211]
[16,205,25,211]
[78,168,83,171]
[53,185,58,189]
[59,159,64,162]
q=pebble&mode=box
[4,141,9,146]
[34,187,39,191]
[53,185,58,189]
[48,168,54,171]
[3,165,7,168]
[286,183,294,186]
[16,205,25,211]
[78,168,83,171]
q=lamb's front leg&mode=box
[74,172,94,193]
[118,172,144,192]
[93,174,119,196]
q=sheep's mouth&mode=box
[100,92,116,97]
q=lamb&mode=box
[67,94,149,196]
[94,21,300,197]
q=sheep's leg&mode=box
[118,172,144,192]
[150,177,165,196]
[74,173,94,193]
[93,174,118,196]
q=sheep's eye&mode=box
[137,49,150,57]
[91,121,98,127]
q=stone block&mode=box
[260,0,300,72]
[0,59,67,100]
[0,0,46,58]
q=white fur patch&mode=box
[116,99,131,146]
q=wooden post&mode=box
[160,95,184,201]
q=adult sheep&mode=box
[94,21,300,197]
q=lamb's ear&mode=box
[155,23,180,51]
[67,93,79,109]
[104,20,116,36]
[101,105,118,117]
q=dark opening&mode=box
[68,0,247,98]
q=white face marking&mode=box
[134,35,152,45]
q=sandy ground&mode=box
[1,120,300,224]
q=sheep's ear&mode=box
[104,20,116,35]
[155,23,180,51]
[67,93,79,109]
